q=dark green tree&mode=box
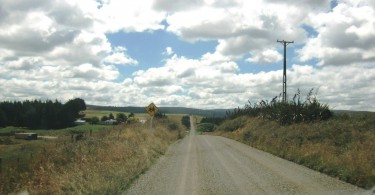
[101,115,109,122]
[116,113,127,123]
[109,113,115,120]
[0,98,86,129]
[181,115,190,129]
[154,112,167,119]
[0,108,6,127]
[91,116,99,124]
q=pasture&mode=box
[0,110,187,194]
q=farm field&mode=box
[0,110,186,194]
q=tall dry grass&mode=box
[0,119,184,194]
[214,113,375,189]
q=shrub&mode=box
[226,89,332,125]
[219,116,247,132]
[197,123,216,132]
[181,116,190,129]
[200,117,225,125]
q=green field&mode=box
[83,109,128,119]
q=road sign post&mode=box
[146,103,159,130]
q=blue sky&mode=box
[108,29,299,76]
[107,30,218,77]
[0,0,374,111]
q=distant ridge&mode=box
[86,105,232,118]
[332,110,374,114]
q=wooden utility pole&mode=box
[277,40,294,102]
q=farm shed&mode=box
[100,119,117,125]
[14,133,38,140]
[74,119,86,125]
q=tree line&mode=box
[88,112,131,124]
[0,98,86,129]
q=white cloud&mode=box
[104,46,138,65]
[153,0,204,12]
[164,47,174,56]
[166,0,308,59]
[97,0,165,33]
[0,0,374,112]
[246,49,282,64]
[298,0,375,66]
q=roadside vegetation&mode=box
[0,112,185,194]
[206,90,375,189]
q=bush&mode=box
[219,116,247,132]
[181,116,190,129]
[226,89,332,125]
[168,123,179,131]
[200,117,225,125]
[197,123,216,132]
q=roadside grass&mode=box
[214,113,375,189]
[0,118,185,194]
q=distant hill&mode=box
[86,105,232,118]
[332,110,374,114]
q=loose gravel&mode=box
[125,117,365,195]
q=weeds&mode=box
[215,113,375,189]
[227,89,332,125]
[0,119,184,194]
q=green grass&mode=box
[0,124,113,137]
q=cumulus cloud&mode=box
[97,0,165,33]
[166,0,308,59]
[153,0,204,12]
[104,46,138,65]
[163,47,174,56]
[298,0,375,66]
[0,0,374,112]
[246,49,282,64]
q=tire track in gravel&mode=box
[125,116,365,195]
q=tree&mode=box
[116,113,127,123]
[101,115,109,122]
[128,112,135,118]
[0,108,6,127]
[109,113,114,120]
[60,98,87,127]
[91,116,99,124]
[155,112,167,119]
[181,115,190,129]
[0,98,86,129]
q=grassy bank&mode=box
[213,113,375,189]
[0,119,185,194]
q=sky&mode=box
[0,0,374,111]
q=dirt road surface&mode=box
[125,116,365,195]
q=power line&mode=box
[277,40,294,102]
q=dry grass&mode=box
[214,113,375,189]
[0,119,184,194]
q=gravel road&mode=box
[125,116,365,195]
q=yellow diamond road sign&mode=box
[146,103,159,116]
